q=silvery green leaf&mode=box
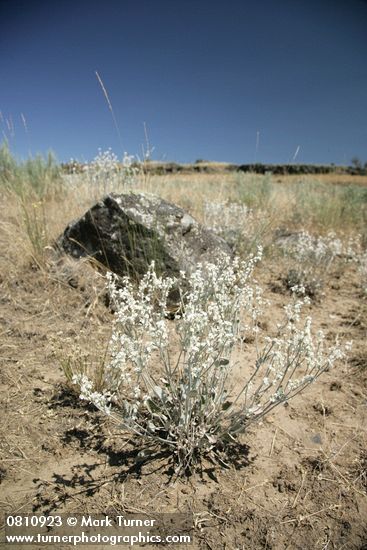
[153,385,163,399]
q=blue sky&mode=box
[1,0,367,164]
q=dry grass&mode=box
[274,172,367,187]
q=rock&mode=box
[58,193,232,282]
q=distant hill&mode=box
[61,160,367,176]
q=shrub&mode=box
[204,200,273,256]
[0,141,64,267]
[277,231,347,298]
[0,141,62,198]
[72,252,349,475]
[84,148,140,193]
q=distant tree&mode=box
[351,157,362,170]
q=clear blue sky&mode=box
[1,0,366,165]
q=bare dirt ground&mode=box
[0,177,366,549]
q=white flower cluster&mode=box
[121,152,140,187]
[280,231,342,269]
[86,148,119,187]
[281,230,366,268]
[280,230,367,297]
[105,264,174,396]
[343,233,364,263]
[72,373,111,415]
[204,201,269,255]
[247,305,345,411]
[175,251,263,394]
[72,250,350,473]
[85,148,140,192]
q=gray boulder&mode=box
[58,193,232,281]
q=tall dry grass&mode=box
[1,142,366,277]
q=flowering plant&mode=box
[73,251,349,473]
[279,231,344,298]
[85,149,140,193]
[204,200,271,255]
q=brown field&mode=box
[0,169,366,549]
